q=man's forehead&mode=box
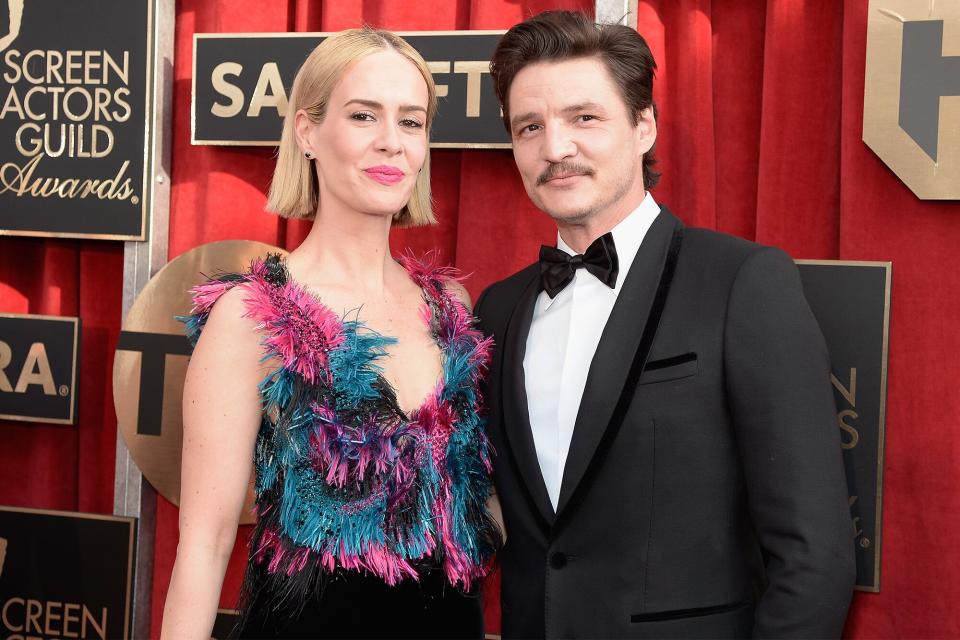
[509,59,619,117]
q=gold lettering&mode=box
[47,50,64,84]
[0,154,135,201]
[93,88,113,122]
[62,602,80,638]
[64,87,93,122]
[15,122,43,157]
[3,49,22,83]
[83,51,101,85]
[23,86,46,120]
[21,50,44,84]
[1,86,25,119]
[65,50,83,85]
[0,341,13,392]
[44,601,62,636]
[211,62,244,118]
[849,495,863,537]
[91,124,113,157]
[1,596,24,632]
[0,537,6,577]
[838,409,860,450]
[81,606,107,640]
[453,61,489,118]
[14,343,56,395]
[246,62,287,118]
[25,599,42,633]
[103,50,129,85]
[427,61,450,98]
[112,87,131,122]
[831,367,857,407]
[47,86,64,120]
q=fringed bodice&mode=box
[182,253,499,617]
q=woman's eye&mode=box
[401,118,424,129]
[351,112,375,121]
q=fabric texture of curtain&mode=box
[1,0,957,637]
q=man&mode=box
[474,11,855,639]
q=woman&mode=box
[161,28,501,639]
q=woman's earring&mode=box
[304,151,314,159]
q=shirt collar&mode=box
[547,192,660,306]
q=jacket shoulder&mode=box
[475,262,539,330]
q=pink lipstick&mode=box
[364,165,405,185]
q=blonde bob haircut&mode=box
[266,27,438,226]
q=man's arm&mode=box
[724,247,856,638]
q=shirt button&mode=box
[550,552,567,569]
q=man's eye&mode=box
[577,115,596,122]
[519,123,541,135]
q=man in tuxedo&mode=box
[474,11,855,639]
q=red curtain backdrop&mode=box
[1,0,958,637]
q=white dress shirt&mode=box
[523,192,661,510]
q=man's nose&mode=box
[541,124,576,163]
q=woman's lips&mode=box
[364,166,405,185]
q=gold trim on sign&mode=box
[0,313,80,425]
[795,259,891,592]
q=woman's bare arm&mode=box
[160,287,265,640]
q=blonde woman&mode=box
[161,28,500,639]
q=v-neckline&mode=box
[276,255,446,420]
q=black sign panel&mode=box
[0,506,135,640]
[0,0,152,239]
[192,32,510,147]
[213,609,240,640]
[0,314,79,425]
[797,261,891,592]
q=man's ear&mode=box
[636,105,657,155]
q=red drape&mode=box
[1,1,958,637]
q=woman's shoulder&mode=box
[396,252,472,310]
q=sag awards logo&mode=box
[113,240,284,525]
[0,0,137,205]
[864,0,960,199]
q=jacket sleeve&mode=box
[723,247,856,638]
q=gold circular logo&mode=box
[113,240,286,524]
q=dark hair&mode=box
[489,10,660,189]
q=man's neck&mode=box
[557,192,647,254]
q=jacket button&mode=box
[550,552,567,569]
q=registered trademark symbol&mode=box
[58,385,69,397]
[131,195,140,205]
[860,537,871,548]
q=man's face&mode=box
[507,57,655,226]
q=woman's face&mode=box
[297,49,430,221]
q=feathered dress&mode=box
[182,254,501,639]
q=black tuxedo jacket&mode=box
[474,207,855,639]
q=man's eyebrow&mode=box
[510,102,608,128]
[344,98,427,113]
[561,102,606,115]
[510,111,540,128]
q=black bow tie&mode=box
[539,232,619,299]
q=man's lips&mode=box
[364,166,405,185]
[542,172,588,185]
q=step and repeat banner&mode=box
[5,7,940,633]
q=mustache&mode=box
[537,162,595,186]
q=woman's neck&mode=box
[286,201,397,296]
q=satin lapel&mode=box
[500,272,556,526]
[555,208,682,518]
